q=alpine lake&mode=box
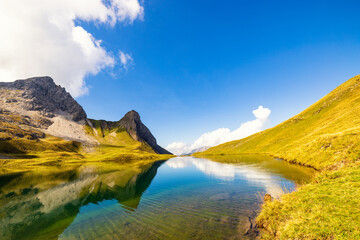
[0,155,315,240]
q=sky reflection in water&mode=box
[0,156,314,240]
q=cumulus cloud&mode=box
[166,142,192,156]
[119,51,134,70]
[166,106,271,155]
[0,0,144,97]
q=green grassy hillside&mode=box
[83,119,170,163]
[0,117,171,169]
[198,75,360,170]
[195,75,360,239]
[256,162,360,239]
[0,111,82,159]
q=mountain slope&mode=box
[0,76,87,121]
[86,110,171,155]
[0,77,172,162]
[196,75,360,239]
[198,75,360,170]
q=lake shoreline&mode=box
[0,155,312,239]
[195,152,360,239]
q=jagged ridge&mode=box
[0,76,171,155]
[0,76,87,121]
[88,110,172,155]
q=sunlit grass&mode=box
[257,163,360,239]
[0,128,172,172]
[195,75,360,238]
[197,75,360,170]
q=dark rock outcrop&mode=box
[118,110,172,154]
[0,77,87,121]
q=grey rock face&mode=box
[0,77,170,154]
[0,77,87,121]
[118,110,172,154]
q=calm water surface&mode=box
[0,155,315,240]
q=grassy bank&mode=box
[196,75,360,170]
[0,131,172,172]
[0,106,173,171]
[195,75,360,238]
[257,163,360,239]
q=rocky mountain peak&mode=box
[0,77,171,155]
[88,110,172,155]
[0,76,87,121]
[122,110,141,122]
[118,110,172,155]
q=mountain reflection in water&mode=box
[0,156,314,240]
[0,161,165,240]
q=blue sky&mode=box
[71,0,360,147]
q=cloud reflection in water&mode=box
[166,157,289,198]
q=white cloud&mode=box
[0,0,144,97]
[166,142,192,156]
[191,128,230,150]
[166,106,271,155]
[119,51,133,70]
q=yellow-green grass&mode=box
[0,145,171,173]
[195,75,360,238]
[196,75,360,170]
[0,124,172,171]
[0,118,45,140]
[83,122,173,163]
[257,163,360,239]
